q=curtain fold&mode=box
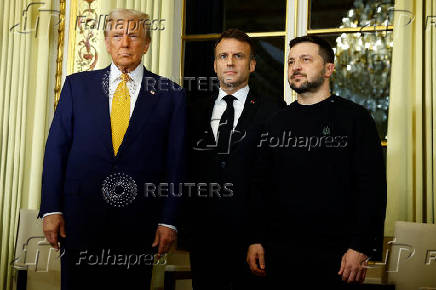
[386,0,436,235]
[0,1,58,290]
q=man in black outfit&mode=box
[186,29,285,290]
[247,36,387,289]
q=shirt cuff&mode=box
[158,223,177,232]
[42,212,63,218]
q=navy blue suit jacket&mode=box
[39,65,186,249]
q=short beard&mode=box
[222,80,241,89]
[289,69,325,94]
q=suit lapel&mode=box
[205,92,218,144]
[94,65,115,157]
[198,90,260,152]
[231,92,259,149]
[117,67,160,155]
[191,93,217,151]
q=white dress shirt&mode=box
[43,63,176,231]
[210,85,249,141]
[108,63,143,117]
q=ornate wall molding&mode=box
[54,0,66,108]
[67,0,100,76]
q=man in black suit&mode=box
[186,29,285,290]
[246,35,386,289]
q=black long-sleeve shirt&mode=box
[252,94,386,258]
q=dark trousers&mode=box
[190,242,266,290]
[265,243,367,290]
[60,248,154,290]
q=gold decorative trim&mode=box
[54,0,66,109]
[180,0,186,85]
[65,0,100,73]
[291,0,298,101]
[246,31,286,38]
[294,0,298,37]
[74,0,99,72]
[283,0,289,101]
[67,0,78,75]
[307,0,310,31]
[308,26,393,35]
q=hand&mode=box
[338,248,368,283]
[43,214,66,250]
[152,225,177,259]
[247,243,266,277]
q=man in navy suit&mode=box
[39,8,185,290]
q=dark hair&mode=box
[289,35,335,64]
[214,28,255,59]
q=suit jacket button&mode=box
[220,161,226,168]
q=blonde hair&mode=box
[105,8,151,41]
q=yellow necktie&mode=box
[111,73,130,156]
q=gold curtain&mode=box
[386,0,436,235]
[0,1,58,289]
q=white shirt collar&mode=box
[109,63,144,84]
[217,85,250,104]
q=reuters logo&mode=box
[102,173,137,207]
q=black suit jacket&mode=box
[183,90,285,248]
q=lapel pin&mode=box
[150,90,155,95]
[250,99,255,104]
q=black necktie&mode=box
[217,95,236,155]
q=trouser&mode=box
[265,243,367,290]
[190,242,267,290]
[60,247,155,290]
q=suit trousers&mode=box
[190,239,267,290]
[60,247,155,290]
[265,243,368,290]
